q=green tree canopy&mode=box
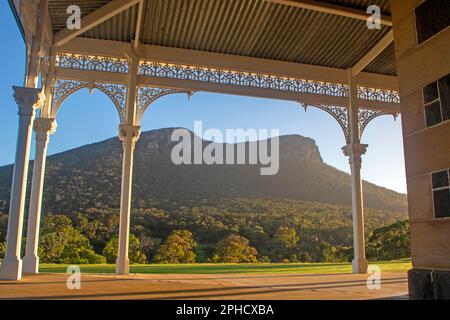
[212,234,258,263]
[272,226,299,260]
[39,214,105,264]
[153,230,197,264]
[102,234,148,264]
[0,241,5,260]
[367,220,410,261]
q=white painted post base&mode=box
[0,257,23,280]
[22,255,39,275]
[115,257,130,275]
[352,257,368,274]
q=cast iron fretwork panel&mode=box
[358,109,399,136]
[358,86,400,104]
[139,61,349,98]
[302,106,399,143]
[302,103,350,143]
[56,53,129,74]
[51,79,127,122]
[54,52,400,105]
[136,86,194,123]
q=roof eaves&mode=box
[8,0,25,41]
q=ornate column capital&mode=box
[118,124,141,143]
[33,118,57,142]
[342,143,368,166]
[13,86,45,117]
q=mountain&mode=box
[0,128,407,214]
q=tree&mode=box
[74,213,99,242]
[272,226,299,260]
[153,230,197,264]
[211,234,258,263]
[0,241,5,260]
[367,220,410,261]
[132,225,156,260]
[0,213,8,241]
[39,214,105,264]
[102,234,148,264]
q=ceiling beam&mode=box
[264,0,392,26]
[53,0,140,47]
[58,37,399,91]
[54,66,400,113]
[138,75,350,107]
[351,30,394,77]
[55,67,128,84]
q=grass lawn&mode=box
[40,259,411,274]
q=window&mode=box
[416,0,450,44]
[431,169,450,218]
[438,75,450,121]
[423,74,450,127]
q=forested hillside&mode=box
[0,128,407,213]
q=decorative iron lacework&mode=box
[136,86,194,122]
[358,86,400,104]
[56,53,129,73]
[54,52,401,105]
[358,109,399,136]
[51,79,127,122]
[301,103,350,143]
[139,61,349,98]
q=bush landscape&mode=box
[0,129,410,265]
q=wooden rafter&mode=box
[133,0,144,49]
[53,0,140,47]
[264,0,392,26]
[351,30,394,76]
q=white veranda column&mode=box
[342,143,368,274]
[116,124,141,275]
[22,118,57,274]
[0,87,43,280]
[344,70,368,274]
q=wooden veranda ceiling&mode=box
[47,0,396,76]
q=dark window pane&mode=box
[432,170,449,189]
[438,74,450,121]
[424,82,439,103]
[416,0,450,44]
[425,100,442,127]
[434,189,450,218]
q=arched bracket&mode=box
[136,86,195,123]
[358,109,399,137]
[51,79,127,123]
[301,103,350,144]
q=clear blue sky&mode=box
[0,2,407,193]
